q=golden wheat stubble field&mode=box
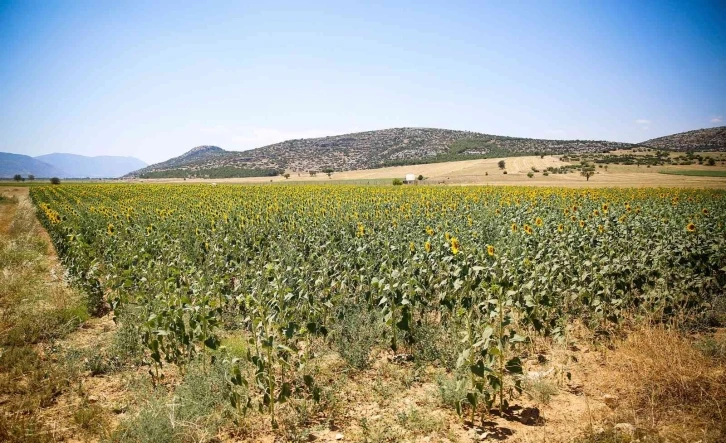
[10,182,723,442]
[138,155,726,188]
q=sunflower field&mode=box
[29,184,726,424]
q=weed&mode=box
[411,317,461,370]
[523,378,558,405]
[73,402,109,436]
[109,312,145,367]
[396,406,449,436]
[611,326,726,441]
[436,372,468,411]
[694,335,726,361]
[113,358,234,442]
[332,304,383,370]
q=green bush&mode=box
[113,359,233,443]
[332,304,383,369]
[392,178,403,186]
[411,319,461,370]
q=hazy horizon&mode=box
[2,1,724,164]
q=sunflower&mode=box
[107,223,115,236]
[426,226,434,236]
[424,241,431,253]
[686,222,696,232]
[593,209,600,216]
[450,237,460,254]
[572,205,578,212]
[445,232,451,242]
[523,224,533,235]
[557,224,564,233]
[487,245,495,256]
[357,223,365,237]
[579,220,585,228]
[511,223,518,233]
[598,225,604,233]
[535,217,543,227]
[410,242,415,252]
[702,208,709,215]
[602,203,609,211]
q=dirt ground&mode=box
[132,155,726,189]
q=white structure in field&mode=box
[404,173,416,184]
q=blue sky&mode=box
[1,1,724,164]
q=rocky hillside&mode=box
[128,128,635,177]
[641,126,726,151]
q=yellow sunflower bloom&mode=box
[450,237,460,254]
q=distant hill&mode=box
[641,126,726,151]
[0,152,66,178]
[127,128,635,178]
[36,153,146,178]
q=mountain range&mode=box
[128,126,726,179]
[4,126,723,180]
[1,152,146,179]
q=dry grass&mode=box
[604,325,726,441]
[134,155,726,188]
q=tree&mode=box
[13,174,22,182]
[706,157,716,166]
[283,173,290,179]
[50,177,61,185]
[392,178,403,186]
[309,171,317,177]
[417,174,424,181]
[580,168,595,181]
[28,174,35,181]
[322,168,334,178]
[498,160,506,170]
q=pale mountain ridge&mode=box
[0,152,66,178]
[36,153,147,178]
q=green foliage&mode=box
[411,318,461,370]
[140,167,280,179]
[50,177,61,184]
[73,402,109,436]
[392,178,403,185]
[28,183,726,428]
[113,359,233,442]
[332,304,384,370]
